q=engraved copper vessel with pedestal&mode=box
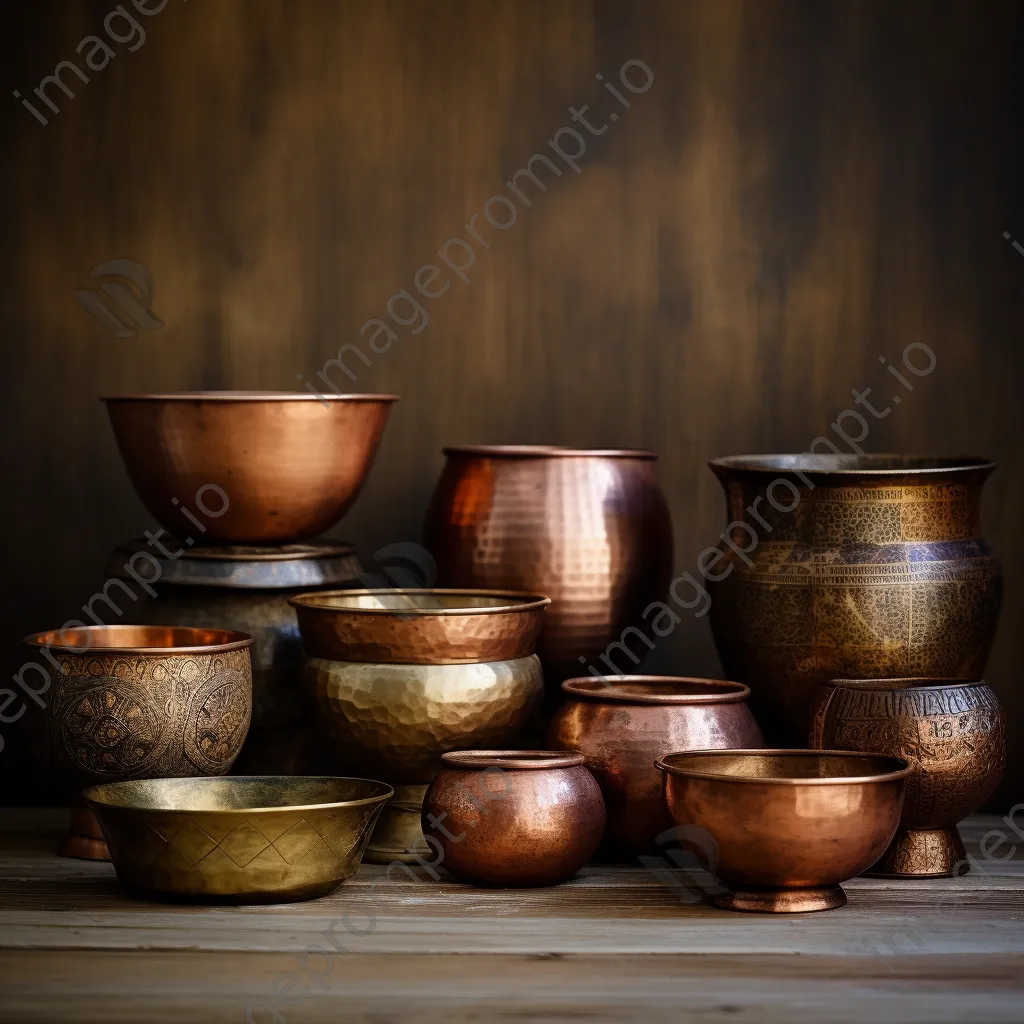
[424,446,673,688]
[706,455,1002,744]
[809,678,1006,876]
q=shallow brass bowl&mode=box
[656,749,910,913]
[291,589,550,664]
[84,776,393,903]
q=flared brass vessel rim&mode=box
[825,677,985,691]
[83,775,395,814]
[100,391,401,402]
[289,588,552,616]
[23,624,255,655]
[441,750,586,771]
[442,444,657,459]
[709,453,995,477]
[656,749,912,786]
[562,675,750,705]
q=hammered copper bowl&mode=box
[23,625,254,860]
[102,391,398,543]
[810,678,1006,877]
[549,676,764,855]
[422,751,605,886]
[84,776,392,903]
[656,750,911,913]
[290,589,550,663]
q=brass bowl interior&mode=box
[23,624,253,653]
[562,675,750,704]
[657,749,911,784]
[291,589,550,615]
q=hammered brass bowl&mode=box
[290,589,550,663]
[102,391,398,543]
[656,750,910,913]
[84,776,392,903]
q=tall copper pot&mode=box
[424,446,674,687]
[706,455,1002,743]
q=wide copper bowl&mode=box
[84,775,392,903]
[424,446,673,688]
[549,676,764,855]
[102,391,398,543]
[24,625,254,860]
[810,678,1006,877]
[291,588,550,663]
[422,751,605,886]
[706,454,1002,744]
[656,749,910,913]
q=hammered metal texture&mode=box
[809,678,1006,876]
[423,447,674,685]
[85,776,391,902]
[307,655,543,783]
[706,456,1002,743]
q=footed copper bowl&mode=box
[102,391,398,543]
[85,776,392,903]
[656,750,910,913]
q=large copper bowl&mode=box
[423,446,673,688]
[656,750,911,913]
[706,454,1002,743]
[24,625,254,860]
[102,391,398,543]
[290,588,550,663]
[810,678,1006,877]
[549,676,764,855]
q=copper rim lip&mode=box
[23,625,255,654]
[709,453,995,476]
[115,539,357,563]
[289,588,552,616]
[655,749,913,785]
[441,750,586,770]
[562,675,750,705]
[443,445,657,460]
[826,677,984,690]
[82,776,394,813]
[100,391,400,402]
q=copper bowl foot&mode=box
[865,826,968,878]
[714,885,847,914]
[57,803,110,861]
[363,784,432,865]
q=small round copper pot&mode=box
[656,750,911,913]
[422,751,605,886]
[809,678,1006,877]
[548,676,764,855]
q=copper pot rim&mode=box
[116,538,357,563]
[82,775,394,813]
[100,391,401,403]
[824,676,988,691]
[440,750,586,770]
[709,453,995,478]
[289,588,552,616]
[23,624,255,654]
[655,749,913,786]
[442,444,657,460]
[562,675,750,704]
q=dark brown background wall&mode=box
[1,0,1022,806]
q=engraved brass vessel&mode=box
[656,750,911,913]
[809,678,1006,876]
[84,775,392,903]
[24,625,254,860]
[706,455,1002,743]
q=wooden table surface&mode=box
[0,808,1021,1023]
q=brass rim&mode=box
[562,676,750,705]
[23,625,255,654]
[825,677,985,691]
[441,750,586,770]
[443,445,657,460]
[709,453,995,476]
[115,538,357,563]
[655,749,913,785]
[101,391,400,402]
[289,588,551,616]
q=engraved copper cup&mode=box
[24,625,254,861]
[548,676,764,855]
[423,446,674,689]
[706,455,1002,744]
[809,678,1006,877]
[422,751,606,886]
[656,750,911,913]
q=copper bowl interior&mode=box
[290,589,550,615]
[562,675,750,704]
[440,750,586,770]
[656,749,911,783]
[23,624,254,653]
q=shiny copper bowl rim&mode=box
[826,677,984,691]
[562,675,750,705]
[289,588,552,616]
[441,750,586,770]
[23,624,255,654]
[710,453,995,476]
[83,775,395,814]
[655,749,913,786]
[115,538,358,563]
[100,391,401,402]
[443,445,657,459]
